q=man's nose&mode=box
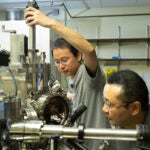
[57,63,65,69]
[102,103,109,114]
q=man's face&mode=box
[53,48,81,78]
[102,83,133,128]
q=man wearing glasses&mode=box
[102,69,150,149]
[24,7,109,150]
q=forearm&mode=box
[25,7,94,55]
[50,20,94,55]
[24,7,98,72]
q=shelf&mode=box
[99,58,149,61]
[88,38,149,43]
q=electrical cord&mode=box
[7,67,17,96]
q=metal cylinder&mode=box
[25,63,51,93]
[0,93,22,122]
[9,121,138,141]
[6,10,23,20]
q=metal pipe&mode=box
[28,0,36,56]
[29,25,36,51]
[9,121,139,141]
[83,128,137,141]
[27,0,39,64]
[41,126,137,141]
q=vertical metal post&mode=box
[96,26,99,55]
[147,25,150,66]
[27,0,38,64]
[29,0,36,52]
[118,26,121,70]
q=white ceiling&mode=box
[0,0,150,11]
[1,0,150,18]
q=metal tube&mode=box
[83,128,137,141]
[27,0,38,64]
[41,126,137,141]
[9,121,138,141]
[29,25,36,51]
[28,0,36,63]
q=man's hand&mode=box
[24,7,55,28]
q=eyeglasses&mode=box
[103,97,131,111]
[54,57,70,66]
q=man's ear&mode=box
[77,52,82,62]
[129,101,141,116]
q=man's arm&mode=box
[24,7,98,75]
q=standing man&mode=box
[103,69,150,149]
[24,7,109,149]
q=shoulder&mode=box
[79,64,105,84]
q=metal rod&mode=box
[147,25,150,66]
[29,25,36,51]
[41,126,137,141]
[9,121,138,141]
[28,0,36,52]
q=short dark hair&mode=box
[51,37,79,57]
[107,70,149,111]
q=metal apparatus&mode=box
[0,0,150,150]
[0,0,71,149]
[8,121,150,141]
[23,77,71,125]
[6,121,150,150]
[0,77,73,149]
[0,0,50,105]
[0,91,22,122]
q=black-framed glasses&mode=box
[103,97,131,111]
[54,57,70,66]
